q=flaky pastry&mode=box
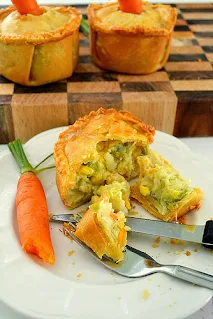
[0,6,81,86]
[88,1,177,74]
[131,150,203,222]
[75,196,128,262]
[54,108,155,210]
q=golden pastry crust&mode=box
[88,2,177,74]
[75,205,126,262]
[54,107,155,208]
[0,6,81,86]
[0,6,81,45]
[131,183,203,222]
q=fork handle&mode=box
[164,265,213,290]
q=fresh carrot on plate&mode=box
[118,0,143,15]
[11,0,42,16]
[8,139,55,264]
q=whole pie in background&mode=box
[0,6,81,86]
[88,1,177,74]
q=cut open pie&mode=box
[88,1,177,74]
[0,6,81,86]
[54,108,155,211]
[131,150,203,222]
[55,108,203,261]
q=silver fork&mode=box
[62,217,213,290]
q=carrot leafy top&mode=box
[8,139,55,175]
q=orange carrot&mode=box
[8,139,55,264]
[118,0,143,14]
[11,0,42,16]
[118,228,127,247]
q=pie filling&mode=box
[96,3,168,29]
[0,7,71,36]
[137,151,193,215]
[92,197,128,250]
[67,140,149,210]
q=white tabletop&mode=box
[0,137,212,319]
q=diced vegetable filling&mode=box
[68,140,148,210]
[90,197,127,252]
[138,151,193,214]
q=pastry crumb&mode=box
[170,239,183,245]
[210,217,213,220]
[152,244,158,248]
[77,273,82,279]
[63,223,73,240]
[185,251,191,256]
[118,296,121,300]
[193,249,198,253]
[174,250,181,255]
[68,250,75,256]
[142,289,149,301]
[156,236,161,244]
[128,211,138,215]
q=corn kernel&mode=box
[125,198,131,210]
[91,175,103,185]
[139,185,150,196]
[79,166,94,175]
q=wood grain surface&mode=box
[0,3,213,142]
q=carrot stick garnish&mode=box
[8,139,55,264]
[11,0,42,16]
[118,0,143,15]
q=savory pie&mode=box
[54,108,155,210]
[0,6,81,86]
[75,195,128,262]
[88,1,177,74]
[131,150,203,222]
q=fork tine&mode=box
[63,226,161,278]
[68,221,77,230]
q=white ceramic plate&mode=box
[0,128,212,319]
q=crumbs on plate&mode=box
[77,274,82,279]
[152,243,158,248]
[128,211,138,216]
[156,236,161,244]
[63,222,73,241]
[170,239,183,245]
[142,290,149,301]
[68,250,75,256]
[185,251,191,256]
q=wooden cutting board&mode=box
[0,3,213,143]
